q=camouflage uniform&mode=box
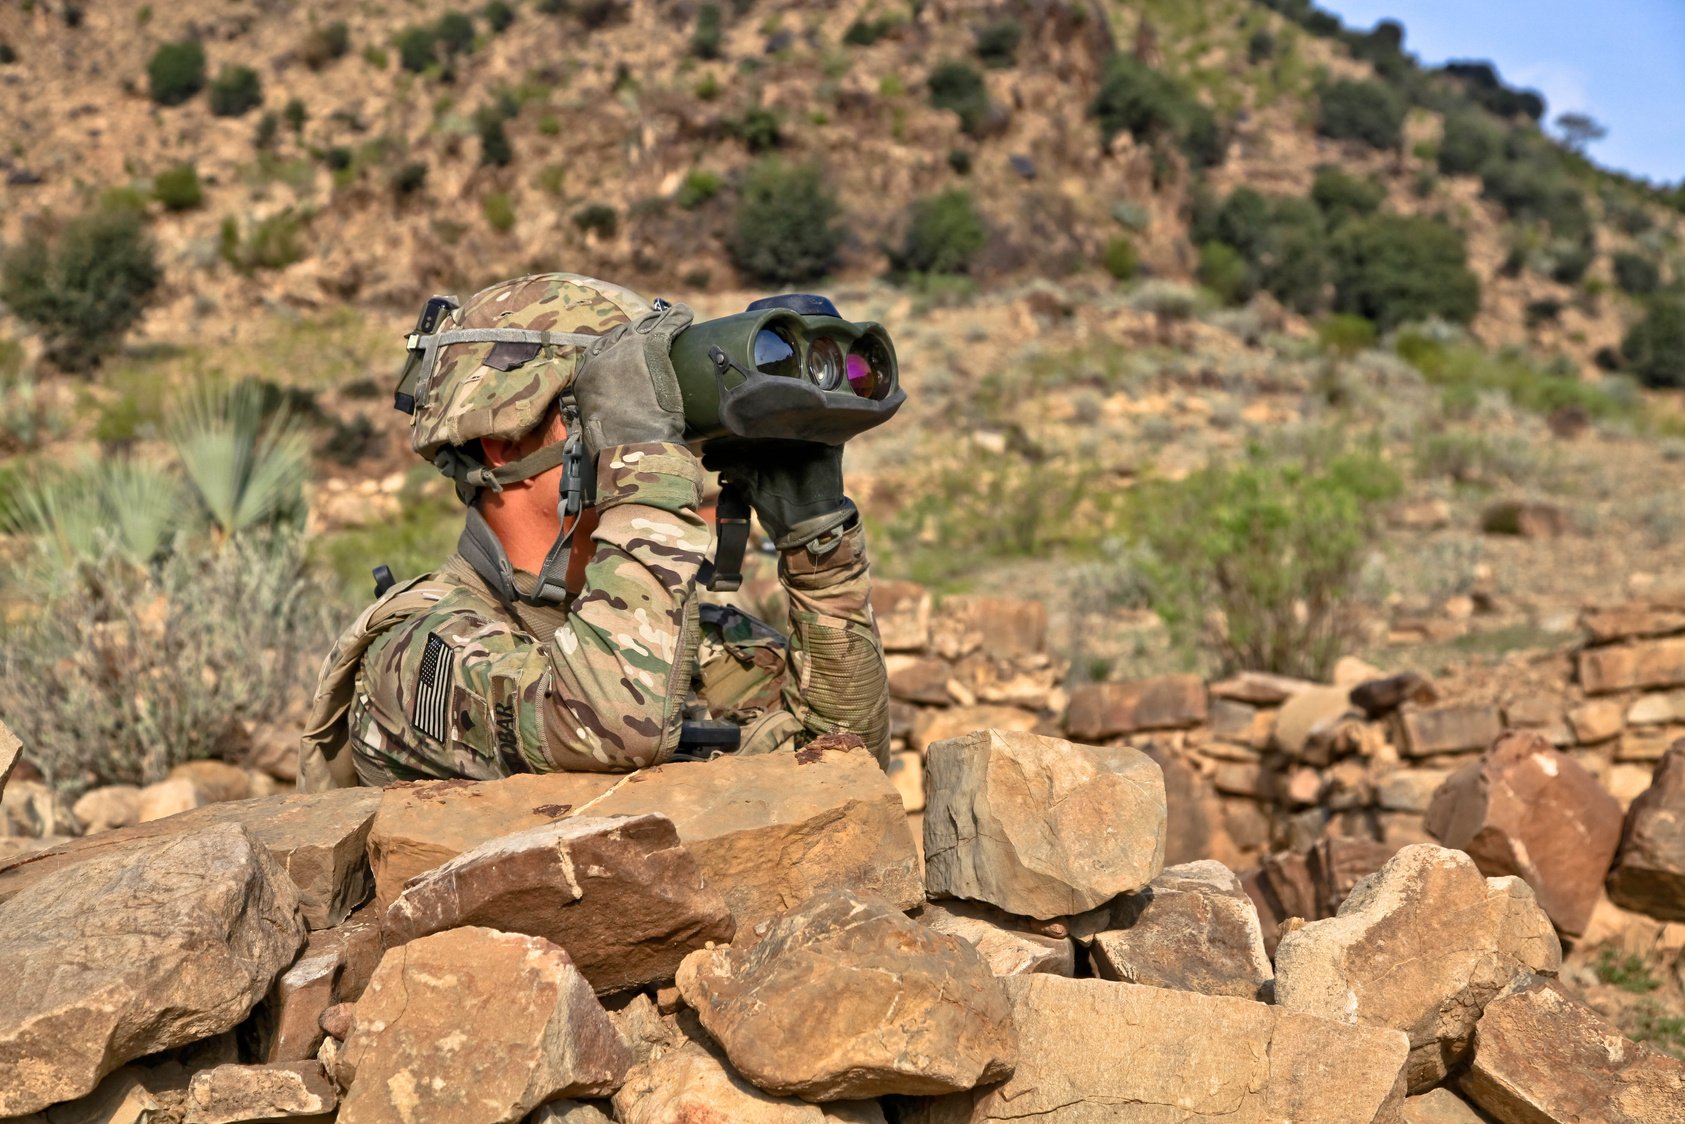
[300,274,889,790]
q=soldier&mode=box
[299,273,889,789]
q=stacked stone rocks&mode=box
[3,716,1682,1122]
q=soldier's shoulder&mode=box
[361,582,531,686]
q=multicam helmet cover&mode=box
[408,273,654,460]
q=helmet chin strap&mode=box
[451,404,592,609]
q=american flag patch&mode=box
[413,633,455,743]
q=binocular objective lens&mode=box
[808,337,845,391]
[752,326,801,379]
[846,339,892,400]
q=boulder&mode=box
[916,899,1075,977]
[138,777,209,822]
[0,824,306,1115]
[383,813,734,993]
[1400,1088,1488,1123]
[1063,675,1207,740]
[1272,685,1357,758]
[677,889,1016,1100]
[336,927,630,1123]
[250,930,343,1063]
[365,746,920,938]
[1377,769,1451,813]
[1581,605,1685,643]
[905,975,1409,1123]
[910,705,1042,753]
[170,760,254,803]
[1074,860,1271,1001]
[184,1062,336,1124]
[871,580,932,652]
[932,596,1046,660]
[0,788,381,929]
[613,1039,887,1124]
[1209,672,1315,706]
[1425,731,1625,936]
[1479,500,1567,538]
[1606,740,1685,922]
[1579,636,1685,695]
[0,719,19,797]
[1399,703,1503,757]
[1568,698,1625,743]
[1274,845,1561,1093]
[70,785,142,835]
[1140,743,1228,866]
[1461,977,1685,1122]
[923,729,1166,919]
[9,1066,159,1124]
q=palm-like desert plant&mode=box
[169,379,309,537]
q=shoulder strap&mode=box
[296,573,460,791]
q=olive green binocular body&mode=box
[667,293,904,450]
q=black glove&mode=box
[708,442,855,551]
[571,303,694,461]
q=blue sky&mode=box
[1318,0,1685,184]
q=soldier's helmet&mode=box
[408,272,653,460]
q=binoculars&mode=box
[668,293,904,450]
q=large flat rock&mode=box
[677,889,1016,1101]
[613,1039,887,1124]
[923,729,1166,919]
[905,975,1409,1123]
[1606,740,1685,921]
[383,813,734,993]
[367,744,921,937]
[0,824,306,1115]
[1425,732,1624,937]
[1461,977,1685,1122]
[336,926,630,1123]
[0,788,381,928]
[1274,845,1560,1093]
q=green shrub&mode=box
[1091,54,1223,168]
[1316,79,1404,149]
[1198,241,1252,304]
[300,21,350,69]
[475,106,513,166]
[283,97,308,134]
[1311,165,1384,227]
[0,203,161,372]
[1128,443,1402,678]
[153,162,203,211]
[891,189,986,276]
[730,107,782,152]
[1613,251,1661,296]
[483,0,516,32]
[727,160,843,285]
[1332,214,1480,330]
[843,14,896,46]
[482,191,515,232]
[1317,313,1376,356]
[572,202,618,239]
[1623,298,1685,388]
[947,148,972,175]
[691,3,723,59]
[435,11,476,55]
[928,59,991,137]
[220,210,307,273]
[1437,112,1498,176]
[207,64,263,117]
[1480,158,1592,241]
[395,25,439,72]
[391,161,429,197]
[973,19,1021,69]
[676,168,723,209]
[147,40,205,106]
[1247,28,1275,64]
[1201,188,1331,314]
[1548,241,1594,285]
[1102,235,1137,281]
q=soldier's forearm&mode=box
[539,443,710,770]
[777,520,891,766]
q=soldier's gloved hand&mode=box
[571,302,695,462]
[708,442,855,551]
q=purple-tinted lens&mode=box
[846,352,873,395]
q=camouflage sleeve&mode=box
[776,519,891,767]
[535,442,709,770]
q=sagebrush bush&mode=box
[1198,188,1331,314]
[220,211,307,273]
[572,202,618,239]
[484,0,516,32]
[475,106,513,166]
[1102,236,1137,281]
[0,203,161,372]
[891,190,986,276]
[395,25,439,72]
[1623,298,1685,388]
[1128,443,1401,678]
[482,191,515,232]
[1091,54,1223,168]
[208,64,263,117]
[1332,213,1480,330]
[927,60,992,137]
[973,19,1021,68]
[391,160,429,196]
[1613,251,1661,296]
[676,168,723,209]
[0,532,335,793]
[435,12,476,55]
[300,21,350,69]
[691,3,722,59]
[1198,241,1252,304]
[153,162,203,211]
[1311,165,1384,227]
[1437,113,1498,176]
[147,40,205,106]
[727,160,843,285]
[729,108,782,152]
[1316,79,1404,149]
